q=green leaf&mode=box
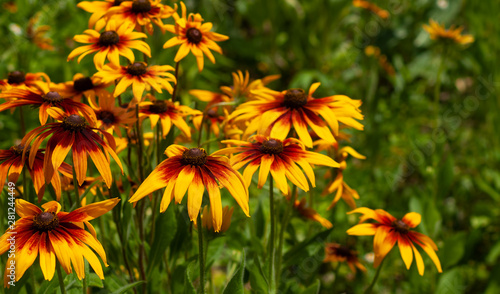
[37,277,58,294]
[109,281,146,294]
[88,273,103,288]
[436,267,466,294]
[247,257,268,294]
[184,261,197,294]
[223,251,246,294]
[148,207,177,273]
[440,232,467,269]
[283,229,332,268]
[302,280,320,294]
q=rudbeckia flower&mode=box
[0,83,96,125]
[352,0,389,19]
[323,243,366,273]
[0,71,50,90]
[139,96,199,138]
[68,20,151,69]
[51,73,112,102]
[21,108,123,188]
[220,70,280,101]
[94,62,176,103]
[163,1,229,71]
[195,205,234,234]
[77,0,125,29]
[0,198,120,287]
[0,144,72,202]
[105,0,177,35]
[423,19,474,45]
[293,197,332,229]
[230,83,364,148]
[347,208,442,275]
[26,12,55,51]
[129,145,249,232]
[192,108,225,138]
[89,90,136,137]
[323,146,366,209]
[215,135,339,194]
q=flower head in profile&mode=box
[68,20,151,69]
[26,12,55,51]
[230,83,364,148]
[138,96,200,138]
[347,208,442,275]
[195,205,234,234]
[324,243,366,273]
[89,91,136,137]
[423,19,474,45]
[323,146,366,209]
[106,0,177,35]
[0,71,50,90]
[21,108,123,189]
[215,135,339,194]
[220,70,281,101]
[129,145,249,232]
[94,62,176,103]
[51,73,112,102]
[293,197,332,229]
[0,144,72,202]
[0,83,96,125]
[0,198,119,287]
[192,108,226,138]
[163,2,229,71]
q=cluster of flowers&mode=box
[0,0,475,290]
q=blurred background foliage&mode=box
[1,0,499,293]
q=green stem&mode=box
[56,262,67,294]
[276,185,296,288]
[82,271,87,294]
[268,180,276,294]
[364,259,385,294]
[197,212,206,294]
[135,104,144,181]
[30,266,36,293]
[171,61,180,103]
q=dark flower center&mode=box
[73,77,94,92]
[11,144,30,155]
[113,0,125,6]
[42,91,63,104]
[148,100,168,113]
[392,219,410,234]
[33,212,59,231]
[8,71,26,84]
[131,0,151,13]
[99,31,120,46]
[186,27,202,44]
[260,139,284,155]
[127,62,148,76]
[206,108,218,118]
[333,245,353,258]
[181,148,207,166]
[97,110,116,125]
[62,114,87,131]
[283,88,307,109]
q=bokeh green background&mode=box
[1,0,499,293]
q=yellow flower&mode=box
[129,145,249,232]
[322,146,366,209]
[68,20,151,69]
[94,62,176,103]
[163,1,229,71]
[230,83,364,148]
[0,198,120,287]
[423,19,474,45]
[89,90,136,137]
[51,73,112,103]
[195,205,234,233]
[352,0,389,19]
[215,135,339,194]
[347,208,442,275]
